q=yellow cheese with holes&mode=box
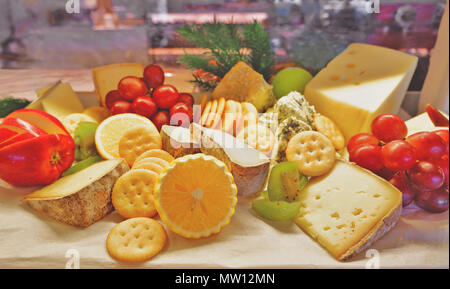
[305,43,418,141]
[92,63,144,106]
[294,160,402,260]
[41,82,85,119]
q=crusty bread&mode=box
[24,160,129,227]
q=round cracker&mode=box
[106,217,167,263]
[200,100,212,126]
[132,157,170,171]
[132,161,165,175]
[112,169,159,219]
[134,149,174,165]
[205,99,218,128]
[223,100,237,135]
[234,101,244,136]
[241,102,258,128]
[238,124,275,156]
[119,126,162,166]
[286,131,336,177]
[210,97,226,129]
[313,114,345,151]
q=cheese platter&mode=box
[0,22,448,268]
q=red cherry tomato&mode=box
[105,90,124,109]
[169,102,193,128]
[131,97,158,118]
[349,144,384,172]
[382,140,417,172]
[153,85,179,109]
[110,101,132,115]
[389,172,415,207]
[415,186,449,214]
[435,154,449,187]
[178,93,195,107]
[143,65,165,89]
[151,110,170,131]
[408,161,445,190]
[371,114,408,143]
[406,131,446,161]
[118,76,148,101]
[434,130,449,154]
[347,133,380,155]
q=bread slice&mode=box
[24,159,129,227]
[294,160,402,260]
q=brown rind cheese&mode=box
[24,160,129,227]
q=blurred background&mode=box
[0,0,447,93]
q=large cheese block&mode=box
[24,159,129,227]
[305,43,418,141]
[294,160,402,260]
[92,63,144,106]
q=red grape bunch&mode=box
[348,113,449,213]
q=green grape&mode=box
[252,199,301,221]
[272,67,313,99]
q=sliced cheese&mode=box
[405,111,449,136]
[161,125,201,158]
[92,63,144,106]
[24,159,124,201]
[28,81,62,110]
[294,160,402,260]
[41,82,85,119]
[305,43,418,141]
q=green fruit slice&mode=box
[272,67,313,99]
[268,162,308,202]
[75,121,99,161]
[252,199,301,221]
[62,155,103,177]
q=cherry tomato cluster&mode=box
[105,64,194,131]
[348,113,449,213]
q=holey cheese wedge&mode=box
[305,43,418,141]
[294,161,402,260]
[24,159,129,227]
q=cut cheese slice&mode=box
[28,81,62,111]
[294,160,402,260]
[405,111,449,136]
[24,159,126,201]
[305,43,418,141]
[92,63,144,106]
[41,82,85,119]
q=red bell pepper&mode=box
[426,104,449,127]
[0,134,75,187]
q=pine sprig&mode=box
[177,20,275,90]
[243,21,276,82]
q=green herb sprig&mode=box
[177,20,275,90]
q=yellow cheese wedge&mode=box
[24,159,125,201]
[305,43,418,141]
[294,160,402,260]
[28,81,62,110]
[92,63,144,106]
[41,82,85,119]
